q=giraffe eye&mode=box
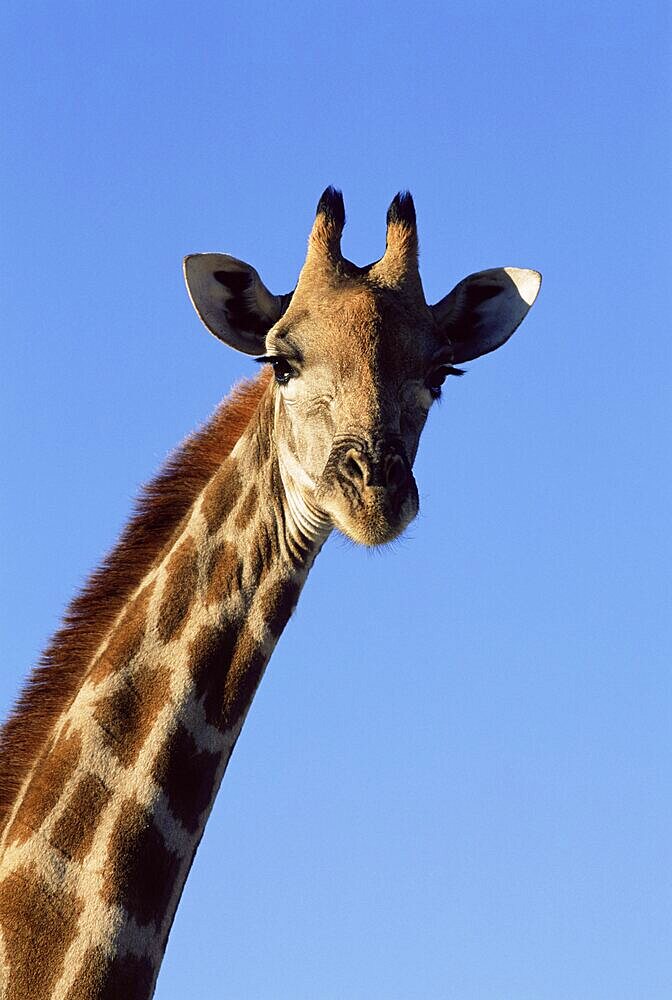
[270,358,295,385]
[255,355,296,385]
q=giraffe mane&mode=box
[0,367,272,835]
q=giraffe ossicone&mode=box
[0,188,540,999]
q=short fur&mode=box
[0,368,271,835]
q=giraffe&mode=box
[0,188,540,999]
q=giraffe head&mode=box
[184,188,541,546]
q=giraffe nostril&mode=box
[386,455,408,492]
[341,449,369,486]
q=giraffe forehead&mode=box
[273,283,434,369]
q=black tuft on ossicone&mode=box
[387,191,416,229]
[316,186,345,230]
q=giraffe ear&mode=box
[431,267,541,363]
[183,253,293,355]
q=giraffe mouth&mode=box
[329,486,419,546]
[315,437,419,545]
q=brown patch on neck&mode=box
[6,728,81,847]
[235,482,258,529]
[200,458,242,532]
[0,368,272,836]
[101,797,181,930]
[153,722,222,834]
[50,772,111,862]
[93,662,171,769]
[0,865,83,1000]
[155,536,198,643]
[204,539,240,604]
[69,945,155,1000]
[188,622,267,732]
[89,579,155,686]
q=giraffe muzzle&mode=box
[317,438,419,545]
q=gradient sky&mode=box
[1,2,670,998]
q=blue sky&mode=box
[1,2,670,997]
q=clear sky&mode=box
[1,2,670,997]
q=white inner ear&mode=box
[503,267,542,307]
[432,266,542,364]
[183,254,236,337]
[474,267,541,336]
[183,253,279,355]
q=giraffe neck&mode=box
[0,379,330,1000]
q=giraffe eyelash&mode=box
[254,355,297,385]
[426,365,465,399]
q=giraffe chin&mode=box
[326,485,419,548]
